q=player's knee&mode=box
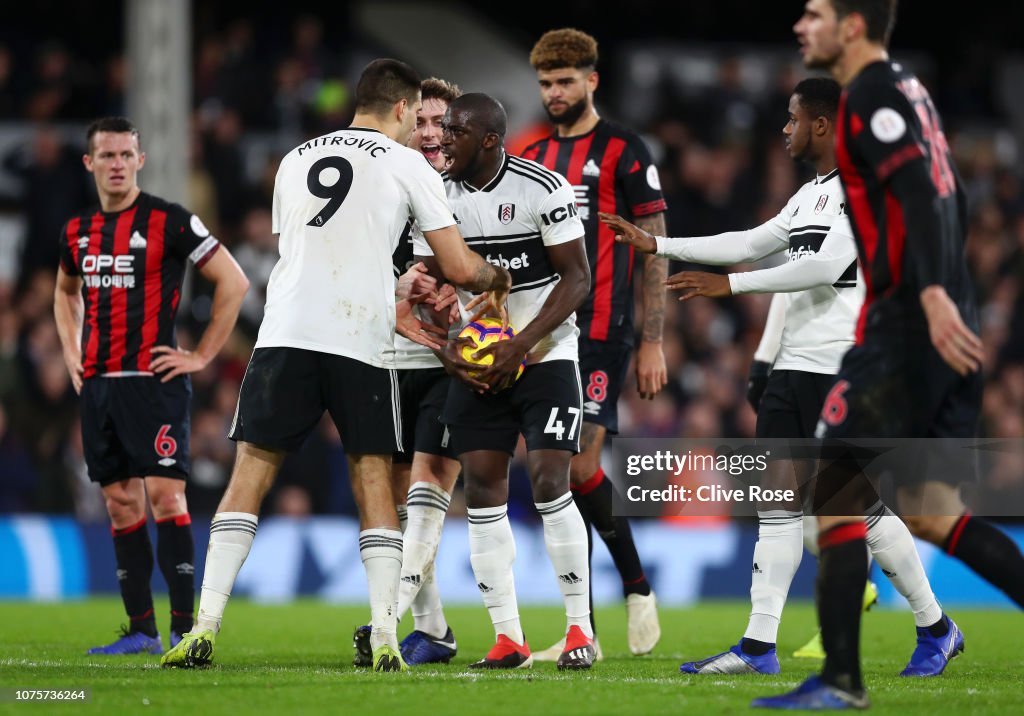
[105,491,144,524]
[148,485,187,520]
[530,470,570,503]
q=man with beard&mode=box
[521,27,665,660]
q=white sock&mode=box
[467,505,523,644]
[866,503,943,627]
[744,512,803,644]
[535,492,592,638]
[802,515,819,557]
[359,528,404,650]
[196,512,258,633]
[398,482,450,635]
[396,504,408,534]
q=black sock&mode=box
[945,514,1024,608]
[112,518,157,638]
[741,638,774,656]
[926,614,950,638]
[573,469,651,597]
[817,523,868,693]
[157,514,195,634]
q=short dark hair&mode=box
[354,58,422,116]
[529,28,598,71]
[449,93,508,139]
[793,77,841,122]
[86,116,140,153]
[831,0,898,45]
[421,77,462,105]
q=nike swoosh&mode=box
[433,638,457,650]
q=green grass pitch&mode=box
[0,599,1019,714]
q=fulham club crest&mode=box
[814,194,829,213]
[499,203,516,225]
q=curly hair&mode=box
[421,77,462,105]
[529,28,598,71]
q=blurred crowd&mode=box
[0,15,1022,522]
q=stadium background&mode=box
[1,0,1022,607]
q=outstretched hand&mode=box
[465,291,509,330]
[664,271,732,300]
[396,297,448,351]
[599,212,658,254]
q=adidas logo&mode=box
[566,647,591,661]
[582,158,601,177]
[558,572,582,585]
[477,581,493,593]
[78,236,90,249]
[129,230,147,249]
[752,562,763,574]
[401,574,421,586]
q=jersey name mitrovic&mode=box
[415,153,584,364]
[258,127,455,368]
[765,171,861,374]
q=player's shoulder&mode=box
[597,118,644,143]
[846,61,912,111]
[506,153,567,195]
[522,132,556,157]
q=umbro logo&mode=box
[158,457,177,467]
[752,562,763,574]
[176,562,195,575]
[129,230,147,249]
[582,159,601,177]
[558,572,582,585]
[401,574,421,586]
[116,569,127,581]
[477,582,493,593]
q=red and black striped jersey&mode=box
[59,192,220,378]
[837,60,975,344]
[522,119,666,344]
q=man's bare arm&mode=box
[636,213,667,343]
[53,267,85,393]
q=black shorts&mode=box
[817,339,981,487]
[229,347,402,455]
[578,338,632,434]
[80,375,192,485]
[757,370,836,439]
[394,367,455,464]
[442,360,583,456]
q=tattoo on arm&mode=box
[637,213,667,342]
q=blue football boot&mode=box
[400,627,458,665]
[679,642,780,675]
[900,615,964,676]
[752,674,869,710]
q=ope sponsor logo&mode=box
[81,254,135,274]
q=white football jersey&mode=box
[257,128,455,368]
[415,153,585,364]
[392,219,445,370]
[770,170,862,374]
